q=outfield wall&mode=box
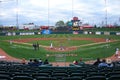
[83,31,120,35]
[0,31,120,36]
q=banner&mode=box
[41,30,51,34]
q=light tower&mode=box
[105,0,108,27]
[48,0,50,27]
[72,0,74,18]
[16,0,19,29]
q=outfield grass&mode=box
[0,34,120,62]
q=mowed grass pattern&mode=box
[30,40,94,47]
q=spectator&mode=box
[39,58,43,65]
[28,59,33,66]
[73,60,78,65]
[106,59,114,67]
[98,59,109,67]
[21,58,26,64]
[93,58,101,66]
[33,59,39,66]
[78,58,85,65]
[44,59,49,64]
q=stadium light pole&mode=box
[105,0,108,27]
[0,1,1,16]
[13,0,19,30]
[16,0,19,30]
[72,0,74,18]
[48,0,50,27]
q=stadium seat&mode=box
[51,73,68,79]
[69,70,84,74]
[87,72,105,77]
[0,72,10,76]
[12,73,30,77]
[106,72,120,78]
[0,75,11,80]
[52,69,68,74]
[62,77,83,80]
[70,73,86,79]
[37,70,52,75]
[12,76,33,80]
[35,77,57,80]
[108,75,120,80]
[32,73,50,78]
[86,76,106,80]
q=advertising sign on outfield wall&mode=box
[19,32,35,35]
[38,32,41,34]
[84,31,88,34]
[12,32,16,36]
[6,32,12,36]
[41,30,51,34]
[116,32,120,35]
[104,32,110,35]
[73,31,79,34]
[110,32,116,35]
[6,32,16,36]
[96,32,101,35]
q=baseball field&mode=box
[0,34,120,62]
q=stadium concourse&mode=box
[0,48,120,66]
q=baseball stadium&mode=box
[0,19,120,80]
[0,0,120,80]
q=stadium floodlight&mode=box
[16,0,19,30]
[105,0,108,27]
[72,0,74,18]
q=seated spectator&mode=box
[44,59,49,64]
[78,58,85,65]
[39,58,43,65]
[33,59,39,66]
[106,59,114,67]
[73,60,78,65]
[21,58,26,64]
[28,59,33,66]
[93,58,101,66]
[108,62,114,67]
[98,59,109,67]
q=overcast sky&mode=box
[0,0,120,26]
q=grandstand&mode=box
[0,60,120,80]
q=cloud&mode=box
[0,0,120,26]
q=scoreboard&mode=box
[72,19,80,31]
[72,27,79,31]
